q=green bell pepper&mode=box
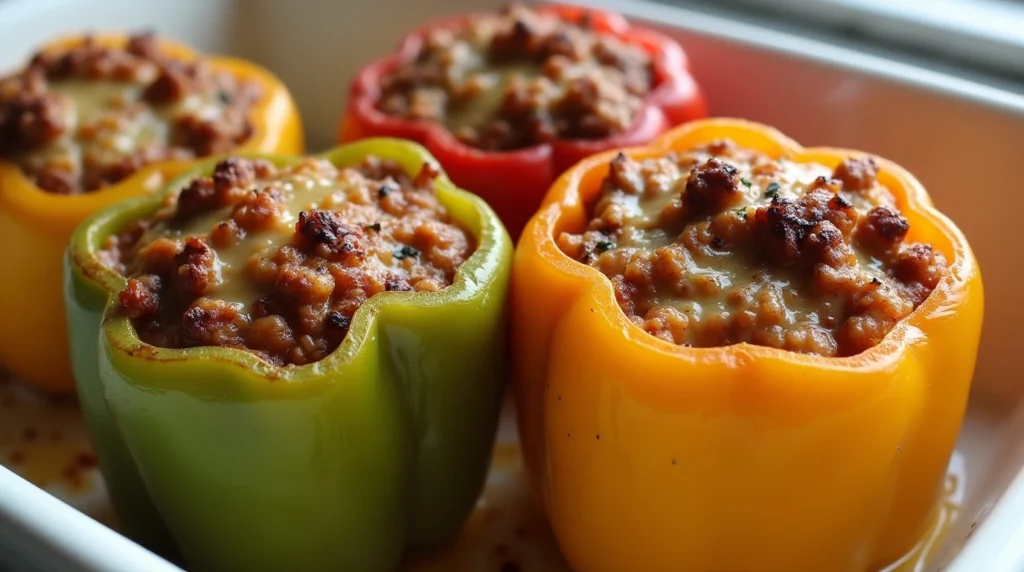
[64,139,512,572]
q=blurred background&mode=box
[0,2,1021,571]
[672,0,1024,84]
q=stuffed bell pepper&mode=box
[513,119,983,572]
[340,3,707,238]
[0,32,303,394]
[65,139,511,571]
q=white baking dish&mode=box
[0,0,1021,570]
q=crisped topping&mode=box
[0,33,261,194]
[377,3,654,150]
[684,157,743,212]
[754,189,859,267]
[174,237,219,296]
[103,157,474,366]
[295,210,364,258]
[832,157,878,192]
[558,140,947,357]
[856,205,910,254]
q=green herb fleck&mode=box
[733,207,747,220]
[740,177,752,189]
[394,245,419,260]
[595,240,614,252]
[764,182,781,199]
[378,184,395,198]
[365,222,382,232]
[217,91,232,104]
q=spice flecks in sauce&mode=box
[0,33,260,194]
[558,140,947,357]
[378,4,653,151]
[103,157,474,366]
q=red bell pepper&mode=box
[339,4,708,238]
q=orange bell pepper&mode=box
[0,34,303,395]
[513,118,983,572]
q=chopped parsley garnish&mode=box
[733,207,747,220]
[365,222,381,232]
[595,240,614,252]
[393,245,419,259]
[740,177,752,189]
[764,182,781,199]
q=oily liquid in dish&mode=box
[884,464,963,572]
[0,375,965,572]
[0,378,100,496]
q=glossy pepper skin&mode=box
[0,34,303,395]
[66,139,512,571]
[513,119,984,572]
[339,4,707,238]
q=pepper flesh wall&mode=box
[513,118,983,572]
[66,139,511,571]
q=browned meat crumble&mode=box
[102,157,474,366]
[0,33,261,194]
[377,3,653,151]
[557,140,947,357]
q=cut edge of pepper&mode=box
[70,138,510,388]
[521,116,982,374]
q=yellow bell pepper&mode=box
[512,118,984,572]
[0,34,303,394]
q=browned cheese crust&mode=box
[0,33,261,194]
[557,140,947,357]
[377,3,653,150]
[103,157,474,366]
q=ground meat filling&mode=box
[0,33,261,194]
[557,141,947,357]
[102,157,474,366]
[377,3,653,151]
